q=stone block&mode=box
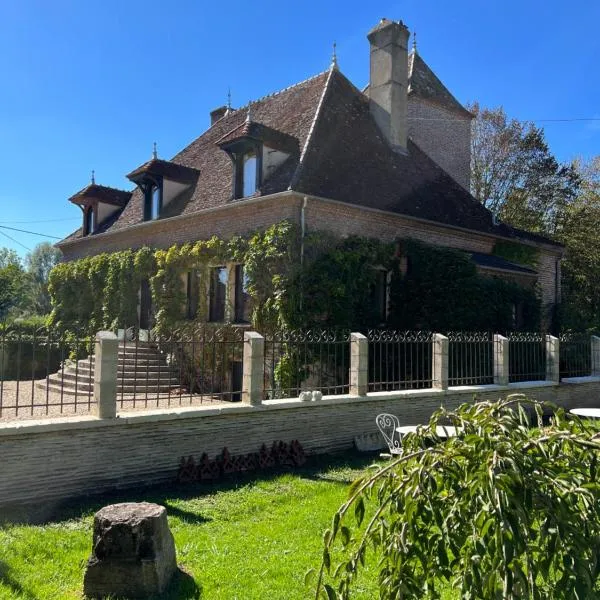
[83,502,177,599]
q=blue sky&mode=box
[0,0,598,256]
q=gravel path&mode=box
[0,380,231,423]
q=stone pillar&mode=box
[350,333,368,396]
[545,335,560,383]
[493,334,509,386]
[592,336,600,377]
[242,331,264,405]
[432,333,448,390]
[94,331,118,419]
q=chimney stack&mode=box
[367,18,410,153]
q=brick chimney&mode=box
[367,18,410,153]
[210,106,229,125]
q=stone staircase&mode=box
[36,342,181,396]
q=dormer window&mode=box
[242,151,258,197]
[216,119,299,201]
[83,207,95,236]
[143,183,162,221]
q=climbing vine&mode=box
[492,239,539,268]
[48,222,541,335]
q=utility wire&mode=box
[0,225,62,240]
[407,116,600,123]
[0,217,79,224]
[0,229,31,252]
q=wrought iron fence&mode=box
[0,325,96,420]
[508,332,546,383]
[447,331,494,386]
[368,330,433,392]
[115,325,244,409]
[263,329,350,399]
[559,333,592,379]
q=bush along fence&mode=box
[1,325,600,420]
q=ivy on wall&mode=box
[492,239,539,268]
[48,222,541,335]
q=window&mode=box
[83,207,95,235]
[234,265,252,323]
[209,266,228,322]
[372,269,389,323]
[242,152,257,197]
[185,270,199,319]
[144,183,162,221]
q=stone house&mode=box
[57,18,562,330]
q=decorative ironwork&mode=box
[447,331,493,386]
[263,329,350,399]
[367,329,433,343]
[559,334,592,379]
[368,330,434,392]
[376,413,402,454]
[0,324,96,419]
[508,331,546,383]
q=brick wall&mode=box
[408,97,471,191]
[59,193,561,323]
[0,378,597,522]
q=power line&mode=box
[407,116,600,123]
[0,217,79,224]
[0,229,31,252]
[0,225,62,240]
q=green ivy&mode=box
[492,240,539,268]
[49,223,541,335]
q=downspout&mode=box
[300,196,307,266]
[299,196,308,312]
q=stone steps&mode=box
[36,342,182,396]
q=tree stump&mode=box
[83,502,177,599]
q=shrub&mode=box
[312,396,600,599]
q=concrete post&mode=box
[493,334,510,386]
[242,331,264,405]
[349,333,368,396]
[94,331,118,419]
[432,333,448,390]
[545,335,560,383]
[592,336,600,377]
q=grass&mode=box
[0,452,388,600]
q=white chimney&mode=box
[367,18,410,153]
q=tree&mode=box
[0,263,27,320]
[556,156,600,330]
[25,242,62,315]
[313,397,600,599]
[470,103,579,235]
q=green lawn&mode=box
[0,452,388,600]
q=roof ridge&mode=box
[288,66,336,190]
[236,69,330,112]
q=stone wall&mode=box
[0,377,598,522]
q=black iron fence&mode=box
[0,325,95,419]
[263,329,350,399]
[508,332,546,383]
[559,333,592,379]
[447,331,494,386]
[115,325,245,409]
[368,330,434,392]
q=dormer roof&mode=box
[68,183,132,207]
[126,158,200,185]
[216,119,299,155]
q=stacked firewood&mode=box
[176,440,306,483]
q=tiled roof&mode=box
[59,65,559,249]
[68,184,132,207]
[470,252,537,275]
[408,50,472,117]
[126,158,200,185]
[216,121,300,155]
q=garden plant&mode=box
[312,396,600,599]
